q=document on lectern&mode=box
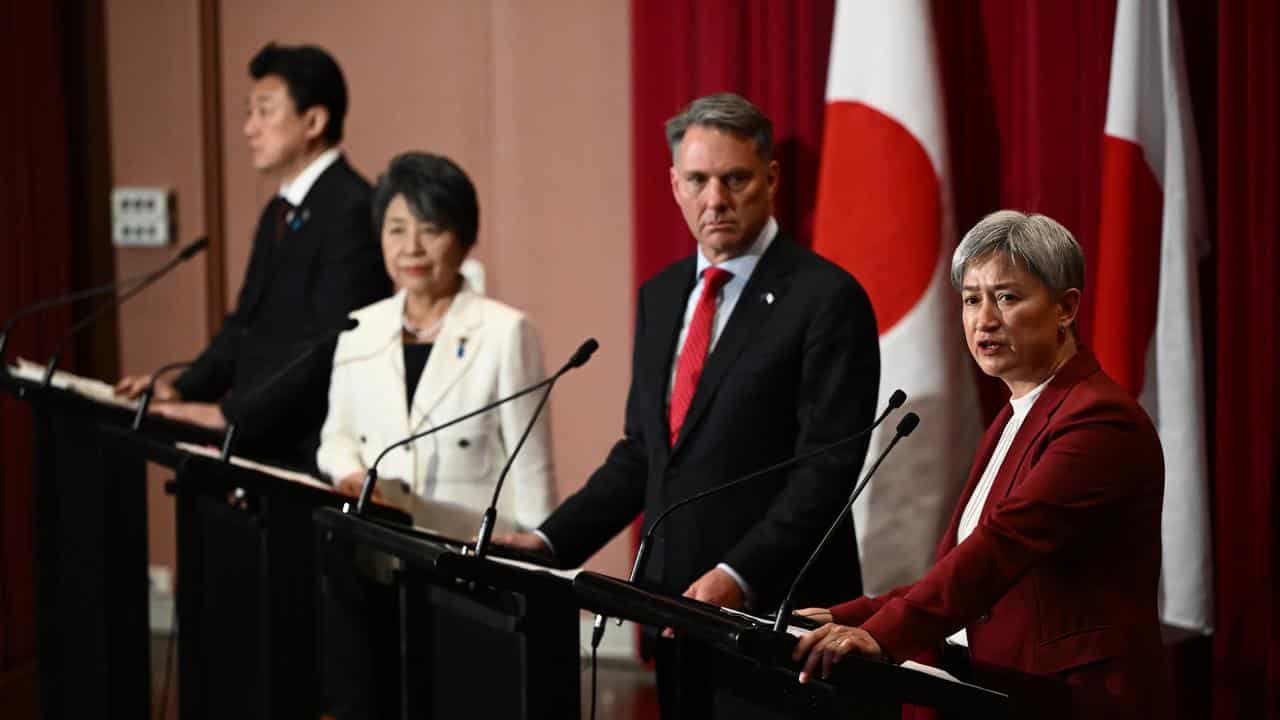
[8,357,137,410]
[173,440,526,543]
[175,441,333,490]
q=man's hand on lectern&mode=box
[151,401,227,431]
[115,374,180,401]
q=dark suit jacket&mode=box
[831,348,1170,718]
[540,234,880,610]
[174,155,392,469]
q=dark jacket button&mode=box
[458,438,470,448]
[975,612,991,624]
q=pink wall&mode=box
[108,0,635,577]
[105,0,212,571]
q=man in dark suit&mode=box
[496,93,880,715]
[116,43,391,469]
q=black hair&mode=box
[372,152,480,248]
[249,43,348,145]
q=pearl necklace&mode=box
[402,314,444,342]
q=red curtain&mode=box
[630,0,836,286]
[0,0,75,685]
[631,1,1278,717]
[1212,1,1279,716]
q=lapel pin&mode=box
[286,207,310,231]
[764,292,775,305]
[457,337,467,358]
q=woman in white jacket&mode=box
[317,151,556,536]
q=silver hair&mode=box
[665,92,774,161]
[950,210,1085,294]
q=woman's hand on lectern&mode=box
[791,623,885,684]
[334,472,382,502]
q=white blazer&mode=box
[317,287,557,536]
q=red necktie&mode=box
[272,196,295,244]
[669,266,732,447]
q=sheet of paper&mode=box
[718,606,813,636]
[485,554,581,580]
[174,441,333,490]
[901,660,963,684]
[10,358,137,410]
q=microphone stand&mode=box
[39,238,210,389]
[591,390,908,646]
[214,317,358,461]
[352,338,598,518]
[770,412,920,634]
[131,360,192,431]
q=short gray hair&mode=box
[665,92,774,162]
[950,210,1085,294]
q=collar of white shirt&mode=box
[1009,374,1053,418]
[278,147,342,206]
[694,216,779,282]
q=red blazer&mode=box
[830,348,1171,717]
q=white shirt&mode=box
[666,216,779,401]
[536,218,779,603]
[665,216,778,603]
[947,376,1052,647]
[278,147,341,206]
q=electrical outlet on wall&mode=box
[149,564,173,595]
[149,564,174,633]
[112,187,173,247]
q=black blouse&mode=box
[403,342,433,412]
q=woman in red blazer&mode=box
[793,210,1170,718]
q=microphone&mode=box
[590,390,908,648]
[34,237,210,388]
[217,316,358,461]
[472,338,597,558]
[770,411,920,634]
[130,360,193,431]
[0,236,209,363]
[351,338,599,518]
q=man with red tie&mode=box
[496,92,880,716]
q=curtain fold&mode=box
[629,0,837,286]
[0,0,75,676]
[1212,1,1279,716]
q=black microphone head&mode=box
[340,317,359,332]
[179,236,210,260]
[567,338,599,369]
[897,412,920,437]
[888,389,907,409]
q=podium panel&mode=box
[29,397,153,718]
[6,368,406,720]
[314,508,580,720]
[166,448,409,720]
[573,570,1011,720]
[7,372,208,719]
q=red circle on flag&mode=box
[814,101,942,335]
